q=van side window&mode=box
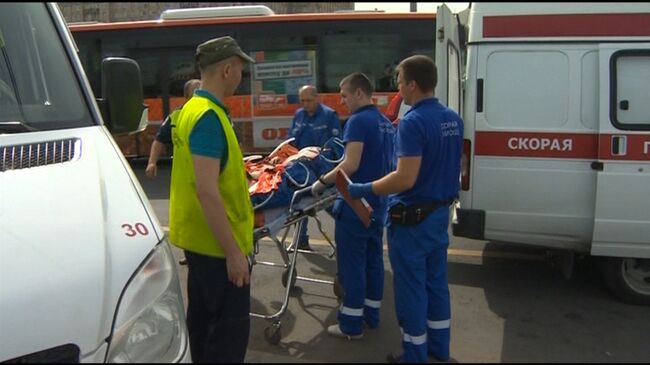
[485,50,569,129]
[610,50,650,130]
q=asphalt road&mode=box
[131,160,650,363]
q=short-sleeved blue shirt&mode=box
[155,112,174,145]
[343,104,396,213]
[389,97,463,207]
[188,90,228,168]
[288,104,341,149]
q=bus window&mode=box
[69,12,436,156]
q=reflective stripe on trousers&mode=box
[335,206,385,335]
[388,207,451,363]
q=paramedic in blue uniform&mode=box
[311,72,395,340]
[288,84,341,250]
[347,55,463,363]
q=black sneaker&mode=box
[297,239,312,251]
[288,243,312,253]
[386,353,402,363]
[429,353,454,363]
[297,244,312,251]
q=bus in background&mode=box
[68,5,436,158]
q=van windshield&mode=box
[0,3,92,133]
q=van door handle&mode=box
[619,100,629,110]
[476,78,484,113]
[612,135,626,155]
[591,162,604,171]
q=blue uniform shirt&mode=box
[389,97,463,207]
[288,103,341,149]
[155,112,174,145]
[343,104,396,214]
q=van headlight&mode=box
[106,241,188,363]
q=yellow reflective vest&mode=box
[169,95,253,258]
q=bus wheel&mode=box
[601,257,650,305]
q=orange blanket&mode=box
[246,141,320,195]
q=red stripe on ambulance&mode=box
[475,131,598,159]
[475,131,650,161]
[483,13,650,38]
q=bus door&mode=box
[591,44,650,258]
[434,3,462,114]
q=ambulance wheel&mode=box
[264,326,281,345]
[282,267,297,289]
[601,257,650,306]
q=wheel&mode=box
[281,267,297,289]
[601,257,650,305]
[264,325,281,345]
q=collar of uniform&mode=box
[352,104,377,115]
[410,97,438,111]
[404,97,438,117]
[194,89,231,115]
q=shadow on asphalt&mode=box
[449,244,650,362]
[247,243,403,363]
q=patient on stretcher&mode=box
[245,137,344,215]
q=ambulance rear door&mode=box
[434,3,462,114]
[591,43,650,258]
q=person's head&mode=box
[183,79,201,100]
[298,85,319,116]
[395,55,437,106]
[195,36,254,97]
[338,72,373,113]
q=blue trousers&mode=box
[185,251,251,363]
[334,205,385,335]
[387,207,451,363]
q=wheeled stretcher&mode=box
[245,137,345,344]
[250,185,341,345]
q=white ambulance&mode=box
[0,3,190,362]
[435,3,650,305]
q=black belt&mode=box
[389,200,453,226]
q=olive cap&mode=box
[195,36,255,68]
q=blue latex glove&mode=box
[348,182,374,199]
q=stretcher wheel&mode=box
[264,325,281,345]
[282,267,297,288]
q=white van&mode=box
[435,3,650,305]
[0,3,190,362]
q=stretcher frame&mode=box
[250,186,339,345]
